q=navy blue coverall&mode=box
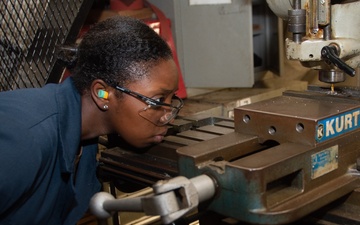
[0,78,101,225]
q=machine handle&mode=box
[321,45,356,77]
[89,174,217,224]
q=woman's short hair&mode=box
[70,16,173,93]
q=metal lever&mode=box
[321,45,356,77]
[89,174,216,224]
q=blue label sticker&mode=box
[311,145,338,179]
[316,108,360,143]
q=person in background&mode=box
[0,16,183,225]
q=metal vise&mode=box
[177,90,360,224]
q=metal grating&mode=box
[0,0,93,91]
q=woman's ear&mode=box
[90,79,110,110]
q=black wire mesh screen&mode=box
[0,0,93,91]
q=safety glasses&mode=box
[115,86,184,126]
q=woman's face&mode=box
[110,59,179,148]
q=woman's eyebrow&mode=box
[158,87,177,95]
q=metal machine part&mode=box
[287,0,306,43]
[90,174,216,224]
[320,45,356,83]
[177,90,360,224]
[266,0,360,85]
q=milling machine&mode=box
[267,0,360,90]
[91,1,360,224]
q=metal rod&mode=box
[323,24,331,40]
[103,197,143,212]
[294,0,301,9]
[310,0,319,34]
[190,174,217,203]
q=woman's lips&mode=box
[153,129,167,143]
[153,134,165,143]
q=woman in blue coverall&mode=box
[0,16,183,225]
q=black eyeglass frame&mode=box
[115,86,184,110]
